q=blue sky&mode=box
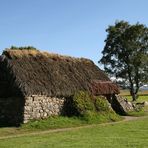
[0,0,147,66]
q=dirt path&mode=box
[0,115,148,140]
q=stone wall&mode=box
[23,95,65,123]
[110,95,134,115]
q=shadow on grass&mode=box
[0,119,20,127]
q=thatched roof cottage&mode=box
[0,49,119,125]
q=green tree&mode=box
[99,21,148,101]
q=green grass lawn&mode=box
[0,112,122,137]
[0,91,147,148]
[120,89,148,102]
[120,89,148,96]
[0,117,147,148]
[122,95,148,102]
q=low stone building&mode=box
[0,49,119,125]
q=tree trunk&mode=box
[130,89,138,101]
[132,93,137,101]
[127,67,138,101]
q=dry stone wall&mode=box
[110,95,134,115]
[24,95,65,123]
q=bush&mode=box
[71,91,113,116]
[65,90,118,124]
[94,96,111,112]
[72,91,95,115]
[82,111,100,123]
[81,110,121,124]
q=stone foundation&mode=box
[23,95,65,123]
[0,95,65,125]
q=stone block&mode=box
[111,95,134,115]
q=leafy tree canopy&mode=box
[99,20,148,101]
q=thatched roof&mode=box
[90,80,119,95]
[0,49,119,97]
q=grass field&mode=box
[0,112,122,137]
[0,90,147,147]
[120,89,148,96]
[120,89,148,102]
[0,117,147,148]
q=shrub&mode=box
[94,96,110,112]
[81,110,122,123]
[82,111,100,123]
[65,91,118,124]
[72,91,95,115]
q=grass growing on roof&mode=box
[10,46,37,50]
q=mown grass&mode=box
[120,90,148,116]
[125,95,148,102]
[22,112,121,130]
[120,89,148,96]
[120,89,148,102]
[0,117,147,148]
[0,112,122,137]
[127,106,148,116]
[0,90,147,147]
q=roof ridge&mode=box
[2,49,93,63]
